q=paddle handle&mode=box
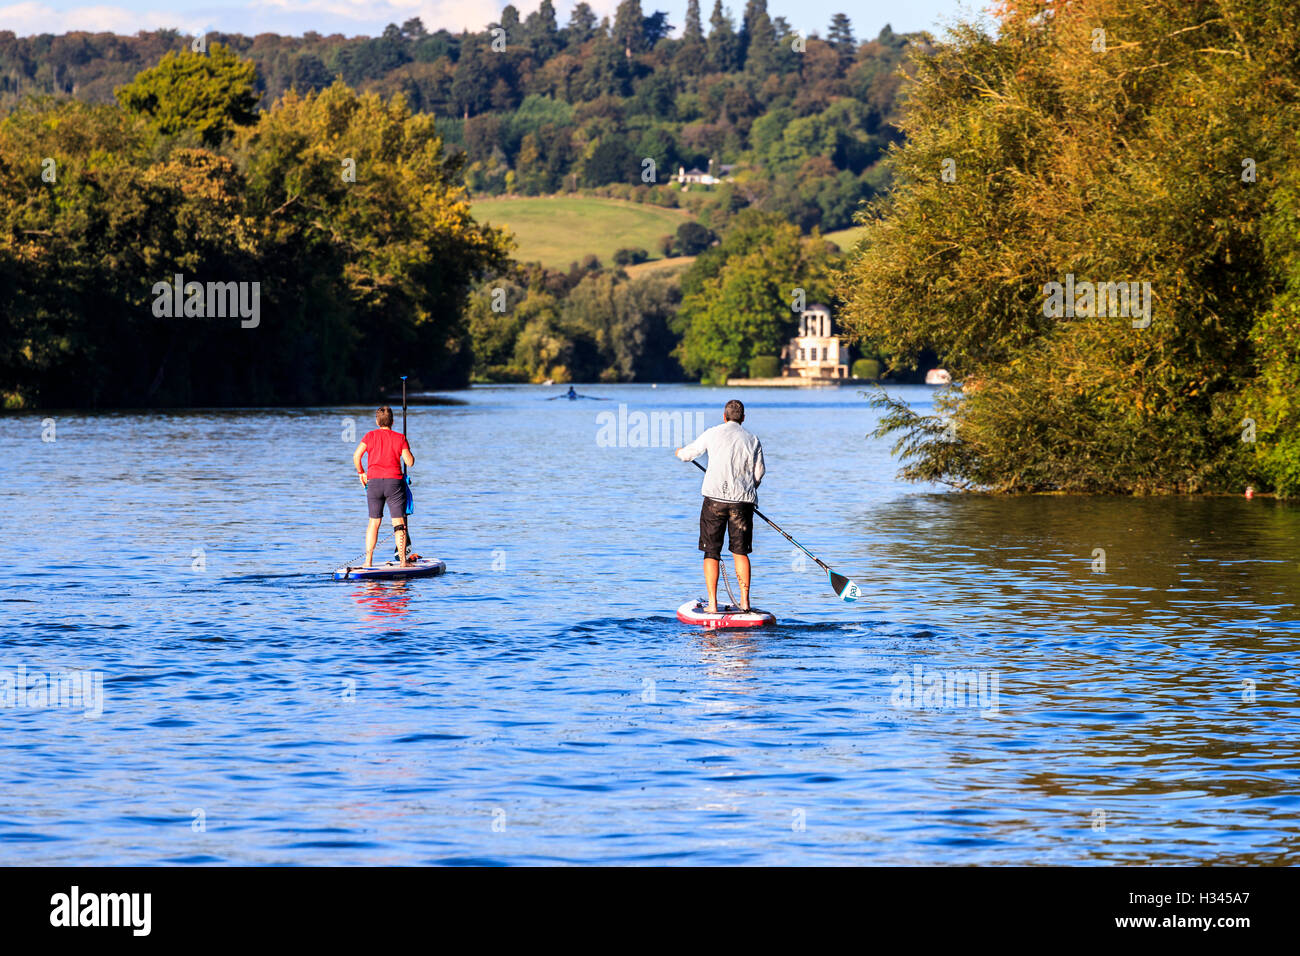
[688,459,830,573]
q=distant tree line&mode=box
[467,258,684,384]
[0,5,923,234]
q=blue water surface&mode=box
[2,384,1297,864]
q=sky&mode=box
[0,1,989,41]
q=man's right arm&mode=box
[353,442,368,484]
[676,428,710,462]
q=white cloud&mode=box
[0,3,207,34]
[256,1,616,33]
[258,0,491,31]
[0,0,619,37]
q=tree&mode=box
[673,221,716,255]
[676,211,836,381]
[684,0,704,41]
[576,33,632,99]
[740,0,776,75]
[115,43,258,146]
[581,135,638,186]
[841,0,1296,494]
[643,12,673,47]
[560,271,683,380]
[675,0,709,75]
[637,124,678,174]
[567,3,600,45]
[613,0,647,58]
[828,13,855,59]
[499,5,522,36]
[288,53,331,93]
[449,37,495,117]
[0,77,510,407]
[707,1,739,72]
[524,0,563,59]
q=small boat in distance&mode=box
[545,386,607,401]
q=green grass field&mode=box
[822,224,868,251]
[623,255,696,279]
[471,196,694,269]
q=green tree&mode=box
[841,0,1297,494]
[707,1,739,72]
[684,0,705,40]
[827,13,855,61]
[115,43,258,146]
[525,0,564,59]
[739,0,776,75]
[566,3,600,44]
[676,211,836,381]
[613,0,647,57]
[673,221,716,255]
[581,134,638,185]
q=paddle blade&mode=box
[404,475,415,515]
[829,569,861,602]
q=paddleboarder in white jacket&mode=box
[676,399,766,613]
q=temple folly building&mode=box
[726,304,857,387]
[782,304,850,380]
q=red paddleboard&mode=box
[676,600,776,629]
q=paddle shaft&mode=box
[400,376,413,542]
[689,459,831,573]
[401,376,408,470]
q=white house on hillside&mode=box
[675,159,736,187]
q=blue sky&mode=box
[0,1,987,41]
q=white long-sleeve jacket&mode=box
[676,421,765,504]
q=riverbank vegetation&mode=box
[1,6,919,405]
[0,44,510,408]
[840,0,1300,495]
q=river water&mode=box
[2,384,1297,865]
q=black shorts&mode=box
[699,497,754,559]
[367,477,408,519]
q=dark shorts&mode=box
[699,497,754,559]
[367,477,408,520]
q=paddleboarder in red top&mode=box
[353,406,415,568]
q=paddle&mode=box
[689,459,862,602]
[400,376,414,557]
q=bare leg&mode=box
[393,518,409,567]
[733,553,751,610]
[703,558,719,612]
[364,517,381,568]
